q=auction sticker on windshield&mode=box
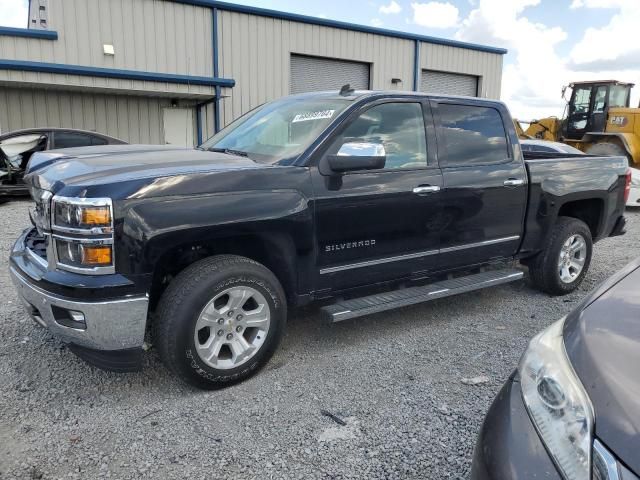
[292,110,335,123]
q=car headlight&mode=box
[53,197,112,231]
[518,317,594,480]
[50,196,115,274]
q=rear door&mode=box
[311,98,443,291]
[431,100,527,269]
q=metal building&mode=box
[0,0,506,146]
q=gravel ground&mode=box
[1,199,638,480]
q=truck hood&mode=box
[24,144,264,193]
[563,258,640,475]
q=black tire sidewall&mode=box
[545,219,593,294]
[166,260,286,389]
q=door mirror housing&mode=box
[327,142,386,173]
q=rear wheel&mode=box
[528,217,593,295]
[155,255,287,389]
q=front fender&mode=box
[116,189,313,274]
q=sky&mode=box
[2,0,639,120]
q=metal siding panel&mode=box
[0,0,212,78]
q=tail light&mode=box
[624,169,631,203]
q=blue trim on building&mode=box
[171,0,507,55]
[212,7,221,133]
[0,59,235,87]
[413,40,420,92]
[0,27,58,40]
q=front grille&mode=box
[25,228,48,262]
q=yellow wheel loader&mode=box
[521,80,639,166]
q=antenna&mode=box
[339,84,355,96]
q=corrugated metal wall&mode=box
[420,43,503,99]
[217,10,416,127]
[0,87,198,144]
[0,0,216,97]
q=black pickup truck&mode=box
[9,90,630,389]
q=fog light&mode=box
[51,305,86,330]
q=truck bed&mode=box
[520,153,628,254]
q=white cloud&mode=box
[0,0,28,28]
[453,0,640,120]
[379,1,402,14]
[411,2,459,29]
[371,18,384,27]
[569,1,640,72]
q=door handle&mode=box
[413,185,441,194]
[503,178,525,187]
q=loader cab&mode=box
[563,80,633,140]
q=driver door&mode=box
[566,85,593,140]
[310,99,444,292]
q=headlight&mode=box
[55,238,113,268]
[50,196,115,274]
[53,197,112,231]
[518,317,594,480]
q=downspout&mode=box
[196,106,203,145]
[212,7,221,133]
[413,39,420,92]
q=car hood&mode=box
[24,144,265,193]
[564,258,640,474]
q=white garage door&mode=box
[421,70,478,97]
[290,55,370,94]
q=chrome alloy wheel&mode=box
[558,234,587,284]
[194,286,271,370]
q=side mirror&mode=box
[327,142,386,173]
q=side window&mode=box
[91,136,109,146]
[437,104,509,166]
[571,86,592,114]
[54,132,93,149]
[331,102,428,169]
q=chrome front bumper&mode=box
[10,265,148,351]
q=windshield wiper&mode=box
[208,147,249,157]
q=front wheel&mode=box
[155,255,287,389]
[528,217,593,295]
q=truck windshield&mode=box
[200,96,353,164]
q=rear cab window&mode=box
[435,103,510,166]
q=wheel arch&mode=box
[556,197,604,240]
[148,231,301,310]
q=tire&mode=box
[155,255,287,389]
[528,217,593,295]
[586,142,628,159]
